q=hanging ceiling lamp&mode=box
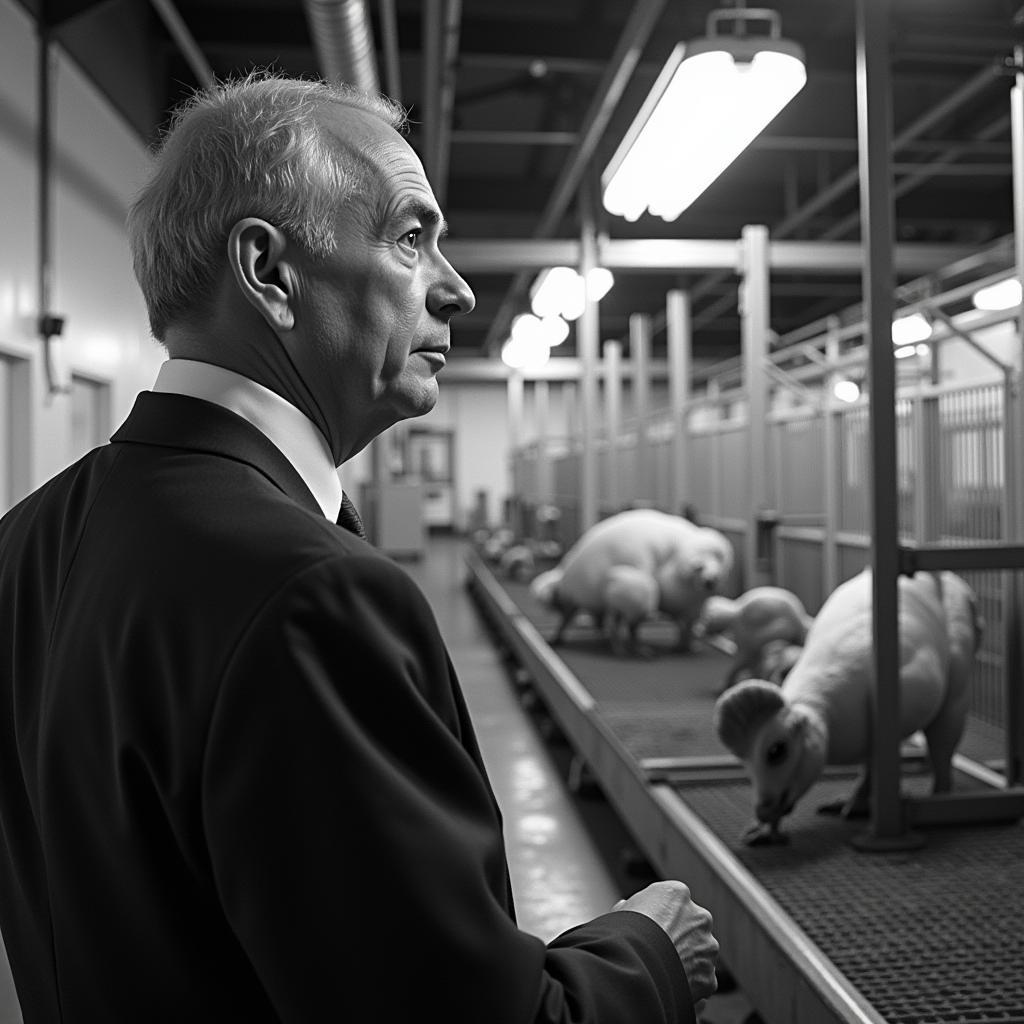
[972,277,1023,311]
[602,7,807,222]
[529,266,615,322]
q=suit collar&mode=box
[111,391,323,518]
[152,359,343,521]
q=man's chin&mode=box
[396,380,439,419]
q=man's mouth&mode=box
[416,348,447,367]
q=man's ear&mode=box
[226,218,296,331]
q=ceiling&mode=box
[20,0,1024,369]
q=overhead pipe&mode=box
[304,0,380,93]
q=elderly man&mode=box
[0,76,717,1022]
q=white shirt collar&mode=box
[152,359,343,521]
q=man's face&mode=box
[290,105,475,463]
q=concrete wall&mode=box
[0,0,162,521]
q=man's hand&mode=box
[614,881,719,1003]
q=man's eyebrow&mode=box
[393,199,449,239]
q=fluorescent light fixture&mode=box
[501,334,550,371]
[602,8,806,222]
[511,313,542,343]
[512,312,569,348]
[530,267,579,318]
[833,379,860,403]
[530,266,614,321]
[538,315,570,346]
[893,343,929,360]
[586,267,615,302]
[972,277,1022,311]
[891,313,932,346]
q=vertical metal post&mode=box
[563,382,577,438]
[561,381,578,536]
[603,340,623,515]
[507,369,524,535]
[915,388,941,546]
[740,225,770,587]
[667,290,692,519]
[708,378,723,543]
[1005,49,1024,786]
[853,0,917,848]
[578,181,600,533]
[534,379,551,511]
[507,369,524,454]
[823,317,841,596]
[1014,47,1024,395]
[630,313,652,506]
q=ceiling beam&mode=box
[688,58,1009,329]
[149,0,214,87]
[440,357,676,383]
[442,238,972,274]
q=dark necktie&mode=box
[337,491,367,540]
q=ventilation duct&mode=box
[303,0,380,93]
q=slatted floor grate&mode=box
[497,571,1024,1023]
[682,775,1024,1024]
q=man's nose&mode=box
[429,258,475,319]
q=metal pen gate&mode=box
[512,372,1018,742]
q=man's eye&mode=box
[399,229,421,250]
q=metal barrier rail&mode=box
[465,548,890,1024]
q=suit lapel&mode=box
[111,391,323,517]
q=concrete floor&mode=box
[406,535,760,1023]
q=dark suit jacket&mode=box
[0,391,693,1022]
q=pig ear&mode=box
[714,681,785,759]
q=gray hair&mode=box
[127,73,408,340]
